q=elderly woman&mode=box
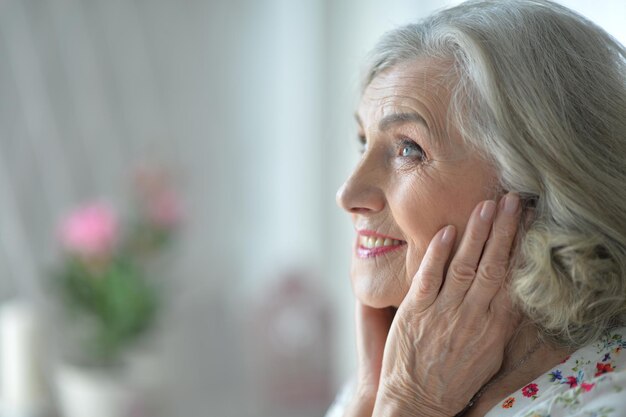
[329,1,626,416]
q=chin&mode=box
[352,276,404,309]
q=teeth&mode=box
[359,235,403,249]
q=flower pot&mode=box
[54,351,163,417]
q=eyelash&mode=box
[397,138,426,162]
[356,135,427,163]
[357,134,367,154]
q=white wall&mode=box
[0,1,624,416]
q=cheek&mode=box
[388,176,452,279]
[388,170,492,280]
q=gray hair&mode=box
[364,0,626,347]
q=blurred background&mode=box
[0,1,624,416]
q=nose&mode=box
[336,157,385,214]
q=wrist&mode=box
[372,381,450,417]
[355,379,379,400]
[345,388,376,417]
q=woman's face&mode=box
[337,59,499,308]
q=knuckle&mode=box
[479,261,508,283]
[416,271,439,294]
[449,262,476,283]
[494,222,516,240]
[467,227,486,243]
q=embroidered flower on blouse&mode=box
[560,355,571,364]
[564,375,578,388]
[502,397,515,409]
[602,353,611,362]
[595,362,615,377]
[549,370,563,382]
[580,382,595,392]
[522,383,539,398]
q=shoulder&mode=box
[520,369,626,417]
[489,327,626,417]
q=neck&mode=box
[464,322,574,416]
[501,321,545,374]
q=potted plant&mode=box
[52,166,182,417]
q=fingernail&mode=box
[504,193,520,214]
[441,225,455,244]
[480,200,496,221]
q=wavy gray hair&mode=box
[364,0,626,347]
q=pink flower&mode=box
[521,383,539,397]
[60,203,118,258]
[133,162,183,230]
[146,189,183,229]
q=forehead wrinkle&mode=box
[360,63,461,153]
[368,85,449,122]
[376,95,448,149]
[377,72,450,91]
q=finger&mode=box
[407,225,456,313]
[439,200,496,306]
[465,193,521,312]
[489,282,516,330]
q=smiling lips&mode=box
[356,231,406,258]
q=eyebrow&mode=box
[354,112,428,132]
[379,112,428,132]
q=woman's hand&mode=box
[372,193,522,417]
[344,301,394,417]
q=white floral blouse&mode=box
[487,327,626,417]
[325,327,626,417]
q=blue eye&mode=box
[399,140,425,159]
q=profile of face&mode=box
[336,58,500,308]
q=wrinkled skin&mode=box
[337,59,522,416]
